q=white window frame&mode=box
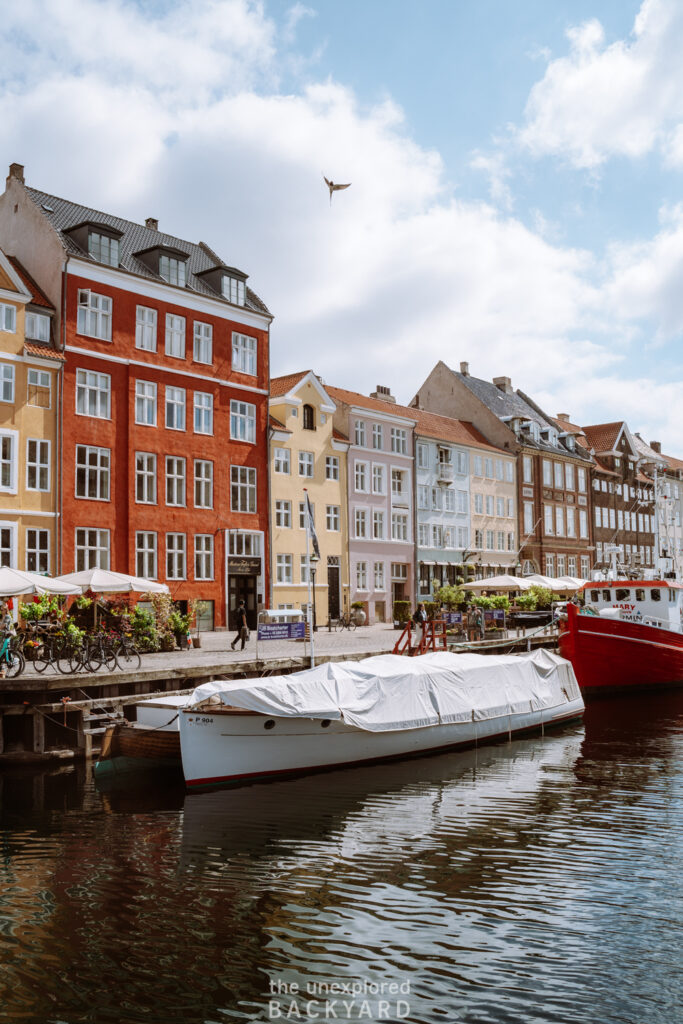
[275,499,292,528]
[25,312,50,343]
[165,386,186,431]
[325,455,339,480]
[27,369,51,409]
[390,427,407,454]
[0,363,15,404]
[0,430,18,494]
[194,534,214,581]
[193,322,213,364]
[326,505,340,531]
[232,332,256,374]
[135,531,157,579]
[135,306,157,352]
[230,465,257,513]
[274,448,291,474]
[159,254,187,287]
[298,451,314,478]
[75,527,110,570]
[75,445,110,501]
[135,380,157,426]
[0,304,17,334]
[77,289,112,341]
[165,313,186,358]
[26,439,50,492]
[165,456,186,507]
[76,369,110,419]
[26,527,50,574]
[135,452,157,505]
[230,399,254,442]
[372,424,383,450]
[194,459,213,509]
[166,532,187,579]
[276,553,293,584]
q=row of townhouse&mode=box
[0,163,271,630]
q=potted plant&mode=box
[351,601,366,626]
[393,600,411,630]
[168,609,192,649]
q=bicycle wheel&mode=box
[115,643,141,672]
[5,650,25,679]
[101,640,118,673]
[32,643,52,673]
[67,648,87,674]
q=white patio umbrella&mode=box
[522,574,561,590]
[463,574,533,591]
[554,576,588,591]
[0,566,81,597]
[56,569,169,594]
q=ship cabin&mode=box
[582,580,683,632]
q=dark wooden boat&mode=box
[95,722,181,778]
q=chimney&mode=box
[370,385,396,404]
[460,361,469,375]
[145,217,159,231]
[7,162,25,186]
[557,412,570,421]
[493,375,513,394]
[650,440,661,453]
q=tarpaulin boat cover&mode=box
[189,650,580,733]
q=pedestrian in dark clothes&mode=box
[231,601,249,650]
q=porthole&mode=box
[264,720,276,730]
[321,719,331,728]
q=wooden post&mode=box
[32,710,45,754]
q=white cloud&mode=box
[520,0,683,169]
[0,0,682,450]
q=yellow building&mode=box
[0,248,61,574]
[269,371,350,624]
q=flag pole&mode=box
[304,488,315,667]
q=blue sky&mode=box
[1,0,682,448]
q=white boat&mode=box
[178,651,584,789]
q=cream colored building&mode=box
[468,446,518,576]
[0,248,61,574]
[269,371,350,624]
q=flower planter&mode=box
[192,636,202,649]
[176,633,190,651]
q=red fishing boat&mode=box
[558,580,683,693]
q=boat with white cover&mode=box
[178,651,584,789]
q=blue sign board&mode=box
[257,622,306,641]
[443,612,463,624]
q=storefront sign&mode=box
[257,622,306,641]
[228,557,261,575]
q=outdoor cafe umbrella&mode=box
[0,566,81,597]
[462,574,533,591]
[56,569,169,594]
[554,576,588,590]
[522,574,561,590]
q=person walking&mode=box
[230,600,249,651]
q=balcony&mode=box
[437,463,454,484]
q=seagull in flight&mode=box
[323,175,351,205]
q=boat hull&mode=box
[558,604,683,693]
[94,723,181,778]
[179,700,584,789]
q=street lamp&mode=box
[310,552,319,631]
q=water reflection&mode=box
[0,692,681,1024]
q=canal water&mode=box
[1,692,681,1024]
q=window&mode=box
[223,276,246,305]
[356,561,368,590]
[166,533,186,579]
[76,369,110,418]
[303,404,315,430]
[523,455,533,483]
[159,254,186,287]
[374,562,385,589]
[231,466,257,512]
[298,501,313,529]
[275,500,292,528]
[25,312,50,343]
[505,462,514,483]
[595,506,602,528]
[229,532,261,557]
[136,532,157,579]
[391,512,408,541]
[486,530,494,550]
[568,556,577,577]
[473,455,483,476]
[372,464,385,494]
[136,452,156,504]
[566,507,576,538]
[299,451,314,478]
[27,369,51,408]
[75,445,110,500]
[417,485,428,510]
[76,528,110,570]
[355,420,366,447]
[495,459,504,481]
[274,448,290,474]
[232,333,256,374]
[580,556,590,578]
[457,451,468,475]
[354,508,368,538]
[416,442,428,468]
[135,380,157,426]
[193,322,212,364]
[431,487,441,511]
[229,399,255,442]
[391,469,405,500]
[543,460,552,486]
[194,460,213,508]
[372,424,383,449]
[484,458,493,478]
[165,386,186,430]
[373,510,384,539]
[497,531,505,551]
[485,495,494,515]
[135,306,157,351]
[26,528,49,574]
[432,524,443,548]
[326,505,340,531]
[276,553,292,584]
[524,502,533,534]
[579,510,588,539]
[165,314,185,358]
[554,462,564,489]
[507,498,514,517]
[0,432,15,492]
[77,290,112,341]
[555,506,564,536]
[391,428,407,454]
[0,365,13,405]
[507,531,515,551]
[0,304,17,333]
[325,456,339,480]
[195,392,214,435]
[544,505,554,535]
[88,231,119,266]
[392,563,408,581]
[457,490,467,513]
[443,488,456,512]
[418,523,429,546]
[565,464,575,490]
[165,456,186,506]
[300,554,311,584]
[195,535,214,580]
[474,493,483,514]
[496,497,505,517]
[26,440,50,492]
[545,555,555,579]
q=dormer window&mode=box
[25,312,50,343]
[159,254,186,287]
[565,435,575,451]
[88,231,119,267]
[222,275,245,305]
[303,404,315,430]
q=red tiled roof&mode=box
[6,256,54,309]
[326,385,419,421]
[410,408,508,455]
[593,457,619,477]
[269,413,289,431]
[664,452,683,472]
[24,341,65,362]
[270,371,311,398]
[332,427,349,442]
[582,421,624,452]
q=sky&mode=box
[1,0,683,449]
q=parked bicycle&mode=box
[0,632,25,679]
[337,612,357,631]
[112,632,142,672]
[67,633,118,674]
[32,629,73,674]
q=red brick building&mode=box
[0,164,272,628]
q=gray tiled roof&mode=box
[456,371,592,461]
[26,187,271,317]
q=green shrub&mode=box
[130,605,160,653]
[529,585,553,609]
[489,595,510,610]
[471,596,493,609]
[423,601,438,620]
[516,592,537,610]
[393,600,411,624]
[433,584,466,609]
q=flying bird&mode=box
[323,175,351,205]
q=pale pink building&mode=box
[327,385,415,623]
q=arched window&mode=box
[303,404,315,430]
